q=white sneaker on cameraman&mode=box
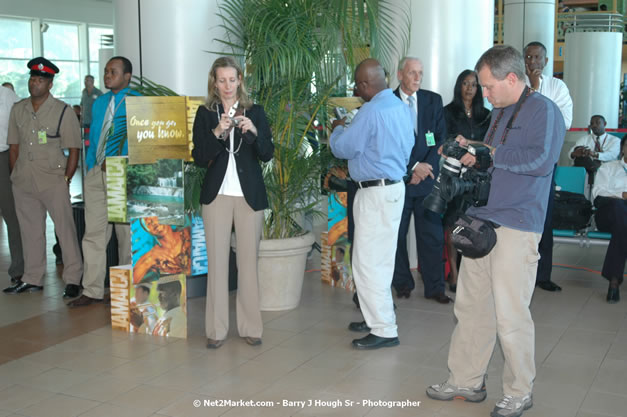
[490,394,533,417]
[426,377,487,403]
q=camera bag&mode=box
[451,214,498,259]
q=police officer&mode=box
[3,57,82,297]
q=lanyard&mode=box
[215,101,244,154]
[485,86,532,147]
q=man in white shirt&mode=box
[570,115,621,164]
[0,86,24,285]
[591,136,626,304]
[524,41,573,292]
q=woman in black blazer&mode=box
[192,57,274,349]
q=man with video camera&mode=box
[426,46,565,417]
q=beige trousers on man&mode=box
[202,195,263,341]
[81,165,131,299]
[13,180,82,286]
[447,226,541,397]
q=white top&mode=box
[0,86,19,152]
[569,133,622,162]
[526,74,573,130]
[592,159,627,200]
[218,103,244,197]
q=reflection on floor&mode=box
[0,215,625,417]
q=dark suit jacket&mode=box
[191,104,274,211]
[393,87,447,196]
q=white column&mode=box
[504,0,556,76]
[400,0,494,105]
[564,32,622,128]
[113,0,226,96]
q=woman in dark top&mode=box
[442,70,490,292]
[444,69,491,141]
[192,57,274,349]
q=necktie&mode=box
[95,96,115,166]
[408,95,417,134]
[594,136,602,153]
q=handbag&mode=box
[451,214,499,259]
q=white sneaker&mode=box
[490,394,533,417]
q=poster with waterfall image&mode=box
[126,159,184,226]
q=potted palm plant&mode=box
[216,0,410,310]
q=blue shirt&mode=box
[85,87,141,171]
[330,89,414,182]
[467,92,565,233]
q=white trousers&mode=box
[352,182,405,338]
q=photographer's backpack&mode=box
[551,190,593,230]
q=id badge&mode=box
[37,130,47,144]
[425,131,435,147]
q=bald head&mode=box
[354,58,387,102]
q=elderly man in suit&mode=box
[392,56,451,304]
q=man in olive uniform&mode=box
[2,57,82,298]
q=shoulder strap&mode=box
[47,105,68,139]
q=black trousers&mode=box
[536,170,556,283]
[595,198,627,285]
[392,193,445,297]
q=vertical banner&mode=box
[110,265,132,331]
[106,156,129,223]
[321,192,354,291]
[191,215,208,276]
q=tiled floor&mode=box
[0,214,625,417]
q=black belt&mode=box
[355,179,400,189]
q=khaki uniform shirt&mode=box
[8,95,82,193]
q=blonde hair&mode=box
[205,56,252,110]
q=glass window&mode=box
[43,22,79,61]
[88,26,113,61]
[51,61,81,105]
[0,18,32,58]
[0,59,30,98]
[89,62,102,89]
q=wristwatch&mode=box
[64,175,71,184]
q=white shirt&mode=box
[0,86,19,151]
[569,133,622,162]
[526,74,573,129]
[217,104,244,197]
[592,159,627,200]
[398,89,418,116]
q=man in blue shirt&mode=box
[69,56,140,307]
[330,59,414,350]
[426,46,565,417]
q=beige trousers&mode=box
[447,225,541,397]
[13,180,82,286]
[81,165,131,299]
[202,195,263,340]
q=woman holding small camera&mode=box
[192,56,274,349]
[442,70,490,291]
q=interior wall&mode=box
[0,0,113,25]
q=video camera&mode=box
[422,140,493,215]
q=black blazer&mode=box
[443,103,491,142]
[191,104,274,211]
[393,87,447,196]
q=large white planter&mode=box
[257,232,315,311]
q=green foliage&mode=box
[155,159,182,178]
[126,164,157,190]
[184,162,206,215]
[216,0,410,239]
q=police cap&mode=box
[27,57,59,78]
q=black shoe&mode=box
[352,333,399,350]
[352,292,360,309]
[449,283,457,293]
[10,275,22,285]
[63,284,81,299]
[3,281,43,294]
[396,286,412,298]
[426,293,453,304]
[607,286,620,304]
[348,321,370,332]
[67,294,103,307]
[536,280,562,292]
